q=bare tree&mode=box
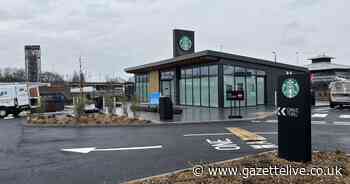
[40,72,64,84]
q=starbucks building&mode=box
[125,29,309,108]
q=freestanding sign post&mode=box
[277,73,311,162]
[233,90,244,118]
[226,84,244,119]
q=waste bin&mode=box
[159,96,173,120]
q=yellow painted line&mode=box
[227,127,266,141]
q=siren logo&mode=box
[179,36,192,51]
[281,78,300,99]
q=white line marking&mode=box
[183,133,232,137]
[61,145,163,154]
[265,119,278,123]
[312,121,326,125]
[334,122,350,126]
[253,132,277,135]
[313,107,331,111]
[250,144,278,149]
[251,120,262,123]
[312,113,328,118]
[339,115,350,119]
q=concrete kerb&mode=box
[121,150,277,184]
[22,111,274,128]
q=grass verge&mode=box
[126,151,350,184]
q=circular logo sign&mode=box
[282,78,300,99]
[179,36,192,51]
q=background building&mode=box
[25,45,41,82]
[125,30,308,108]
[305,54,350,101]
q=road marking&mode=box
[250,144,278,149]
[340,115,350,119]
[246,141,277,149]
[312,121,326,125]
[206,138,240,151]
[251,120,262,123]
[333,122,350,126]
[253,132,277,135]
[227,128,266,141]
[312,113,328,118]
[313,107,331,111]
[265,119,278,123]
[61,145,163,154]
[183,133,232,137]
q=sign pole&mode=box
[238,99,241,117]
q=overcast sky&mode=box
[0,0,349,81]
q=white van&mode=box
[0,83,30,117]
[329,80,350,108]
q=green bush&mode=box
[74,96,86,117]
[104,95,115,114]
[37,96,46,113]
[118,96,129,116]
[130,96,139,118]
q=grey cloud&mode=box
[0,0,348,80]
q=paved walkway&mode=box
[134,105,275,123]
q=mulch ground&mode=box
[127,151,350,184]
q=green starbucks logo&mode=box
[179,36,192,51]
[282,78,300,99]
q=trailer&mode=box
[0,83,31,117]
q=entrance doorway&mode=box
[161,80,174,103]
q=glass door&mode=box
[161,80,173,102]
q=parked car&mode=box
[0,83,31,117]
[329,80,350,108]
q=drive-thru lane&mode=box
[0,116,350,184]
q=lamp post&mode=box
[272,51,277,108]
[272,51,277,63]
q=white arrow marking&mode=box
[61,145,163,154]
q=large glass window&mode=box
[209,65,218,107]
[180,79,186,105]
[179,65,218,107]
[200,66,209,106]
[234,67,246,106]
[224,75,234,107]
[246,75,257,106]
[193,78,201,106]
[186,78,193,105]
[257,77,265,105]
[134,74,149,102]
[223,66,266,107]
[209,76,218,107]
[234,76,246,107]
[201,76,209,107]
[224,65,234,107]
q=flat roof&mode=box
[308,55,335,60]
[125,50,308,73]
[305,62,350,71]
